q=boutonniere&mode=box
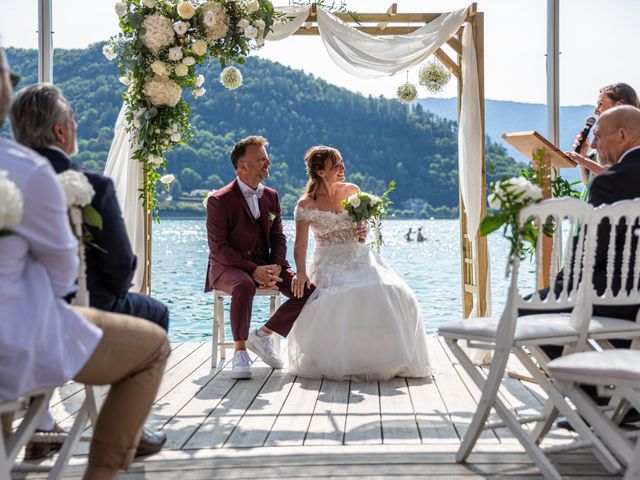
[267,212,276,222]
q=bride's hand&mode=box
[291,272,310,298]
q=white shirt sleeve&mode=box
[20,163,79,298]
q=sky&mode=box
[1,0,639,106]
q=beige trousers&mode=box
[72,306,170,469]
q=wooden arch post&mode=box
[142,3,489,317]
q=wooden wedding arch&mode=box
[139,2,490,318]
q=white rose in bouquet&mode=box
[151,60,170,76]
[168,46,183,61]
[143,75,182,107]
[348,195,361,208]
[182,56,196,66]
[238,18,250,30]
[244,25,258,39]
[246,0,260,13]
[177,1,196,19]
[173,21,190,36]
[174,63,189,77]
[192,87,206,98]
[57,171,95,207]
[0,170,24,233]
[140,14,175,53]
[170,132,181,142]
[191,39,208,56]
[254,19,266,31]
[148,155,164,167]
[115,2,127,17]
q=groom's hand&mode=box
[253,265,283,290]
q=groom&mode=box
[205,135,313,379]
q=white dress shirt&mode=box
[236,176,264,219]
[0,138,102,401]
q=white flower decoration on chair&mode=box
[57,171,95,207]
[0,170,24,234]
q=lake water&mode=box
[152,218,516,343]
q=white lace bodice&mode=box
[294,207,358,246]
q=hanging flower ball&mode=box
[418,60,452,94]
[396,82,418,104]
[220,66,243,90]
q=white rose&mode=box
[160,174,175,184]
[149,155,164,166]
[195,74,205,87]
[177,1,195,19]
[102,44,117,61]
[487,192,502,210]
[119,75,131,85]
[143,75,182,107]
[0,170,24,231]
[244,25,258,39]
[192,87,206,98]
[238,18,250,29]
[246,0,259,13]
[170,132,182,142]
[202,190,216,208]
[140,14,175,53]
[173,21,189,36]
[254,19,265,31]
[192,39,208,56]
[143,0,156,7]
[182,56,196,66]
[370,196,380,206]
[57,171,95,207]
[168,46,183,61]
[348,196,361,208]
[151,60,170,76]
[115,2,127,17]
[174,64,189,77]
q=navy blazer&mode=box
[36,147,137,303]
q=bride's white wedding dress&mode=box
[288,207,431,381]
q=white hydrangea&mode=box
[220,66,243,90]
[195,74,205,87]
[115,2,127,17]
[177,1,195,19]
[201,2,229,40]
[348,195,361,208]
[192,39,208,56]
[57,170,95,207]
[168,46,183,61]
[0,170,24,231]
[182,56,196,66]
[140,14,175,54]
[143,0,156,7]
[238,18,250,30]
[102,44,117,61]
[143,75,183,107]
[151,60,170,76]
[173,21,190,36]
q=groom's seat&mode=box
[212,288,281,368]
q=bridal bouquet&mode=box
[0,170,24,237]
[57,171,104,250]
[342,181,395,253]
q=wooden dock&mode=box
[16,336,617,479]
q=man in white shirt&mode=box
[0,47,170,480]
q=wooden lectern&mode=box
[502,131,577,288]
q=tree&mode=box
[206,174,224,189]
[180,167,202,192]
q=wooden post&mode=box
[141,167,152,295]
[536,152,553,290]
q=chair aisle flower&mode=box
[57,170,95,208]
[0,170,24,236]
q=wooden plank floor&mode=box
[15,336,620,479]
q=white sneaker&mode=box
[231,350,252,379]
[247,330,284,369]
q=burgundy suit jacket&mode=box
[204,179,289,292]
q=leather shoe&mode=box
[134,427,166,457]
[24,423,67,460]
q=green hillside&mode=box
[5,44,523,217]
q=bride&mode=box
[288,146,431,381]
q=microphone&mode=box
[574,116,597,153]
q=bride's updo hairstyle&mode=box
[304,145,342,200]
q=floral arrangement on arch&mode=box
[104,0,280,215]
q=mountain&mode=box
[418,98,595,182]
[4,44,523,217]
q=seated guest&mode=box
[9,84,169,331]
[0,49,170,479]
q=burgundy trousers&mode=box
[213,266,314,341]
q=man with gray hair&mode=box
[10,84,169,332]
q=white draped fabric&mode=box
[104,106,145,291]
[105,4,489,311]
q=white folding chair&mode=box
[439,197,621,479]
[547,350,640,477]
[0,389,53,480]
[211,288,281,368]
